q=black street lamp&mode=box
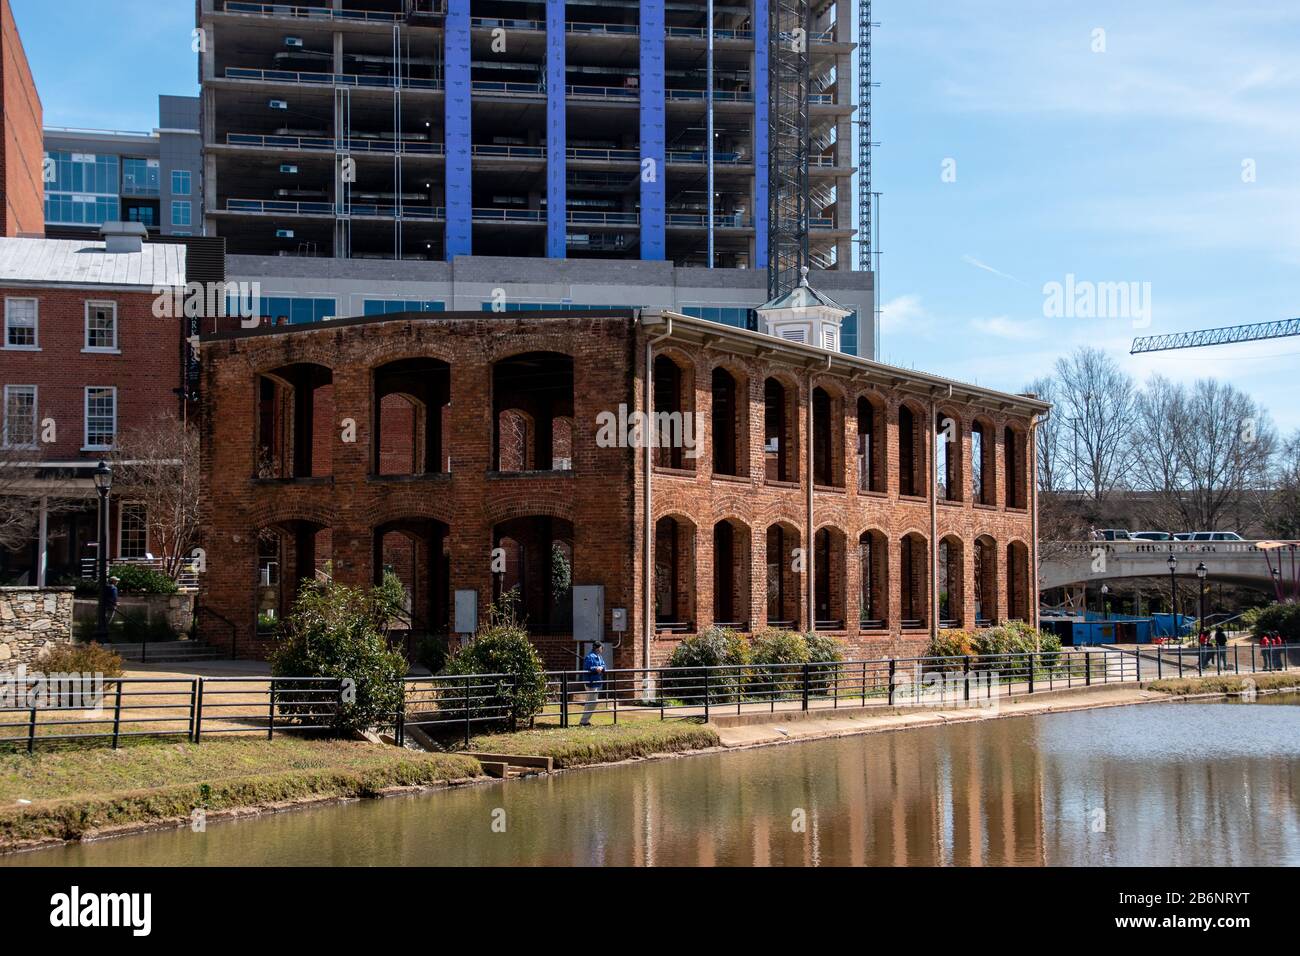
[1273,565,1282,602]
[1196,561,1208,632]
[1100,584,1110,620]
[1167,553,1178,638]
[92,460,113,643]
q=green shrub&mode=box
[108,564,178,594]
[663,626,750,703]
[440,602,548,726]
[928,629,976,668]
[256,611,280,634]
[268,580,409,733]
[416,633,449,674]
[38,641,124,677]
[804,632,845,695]
[1250,602,1300,643]
[748,627,808,695]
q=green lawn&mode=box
[1145,673,1300,696]
[0,737,480,847]
[461,720,720,768]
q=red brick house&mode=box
[197,298,1048,667]
[0,223,187,584]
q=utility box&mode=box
[453,589,478,636]
[611,607,627,632]
[573,585,605,644]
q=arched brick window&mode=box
[765,521,802,627]
[712,519,752,630]
[859,529,889,629]
[493,352,574,473]
[711,366,741,476]
[257,362,334,479]
[857,396,886,493]
[938,535,964,628]
[974,534,998,626]
[900,532,929,629]
[764,377,798,482]
[372,357,450,476]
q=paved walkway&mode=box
[712,686,1172,748]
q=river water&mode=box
[10,698,1300,866]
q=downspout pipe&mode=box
[1030,406,1046,640]
[643,314,673,696]
[806,368,815,632]
[929,391,939,644]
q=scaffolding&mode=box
[857,0,872,268]
[767,0,812,299]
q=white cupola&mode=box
[755,266,851,352]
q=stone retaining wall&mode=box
[0,587,75,666]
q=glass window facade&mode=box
[85,302,118,350]
[363,299,445,315]
[5,298,37,348]
[84,386,116,448]
[44,151,121,226]
[171,170,192,196]
[479,302,619,311]
[119,502,148,559]
[171,201,192,227]
[3,385,36,447]
[121,158,160,196]
[228,295,338,326]
[681,306,758,331]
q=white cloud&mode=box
[970,315,1040,340]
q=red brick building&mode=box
[197,305,1047,667]
[0,0,42,238]
[0,224,187,583]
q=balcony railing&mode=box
[223,1,406,22]
[666,213,753,228]
[666,149,746,165]
[224,67,442,90]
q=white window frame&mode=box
[83,300,119,353]
[117,501,149,560]
[83,385,117,451]
[4,297,39,350]
[2,384,38,448]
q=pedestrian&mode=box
[1214,626,1227,669]
[1262,633,1275,672]
[578,641,606,726]
[106,575,121,628]
[1198,630,1209,670]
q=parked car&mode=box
[1173,533,1193,540]
[1187,531,1244,541]
[1131,531,1173,541]
[1097,529,1131,540]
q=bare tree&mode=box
[1264,430,1300,538]
[1024,375,1066,493]
[110,414,200,580]
[1127,374,1187,530]
[1169,378,1276,531]
[1053,347,1136,505]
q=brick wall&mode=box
[0,587,73,665]
[0,285,183,459]
[199,311,1040,668]
[0,0,43,238]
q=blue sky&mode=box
[13,1,1300,432]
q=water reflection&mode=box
[10,699,1300,867]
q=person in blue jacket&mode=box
[579,641,606,726]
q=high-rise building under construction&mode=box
[196,0,875,354]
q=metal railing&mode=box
[224,67,441,90]
[6,646,1293,751]
[223,2,406,22]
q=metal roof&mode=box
[0,237,186,288]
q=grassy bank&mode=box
[463,720,721,768]
[1144,673,1300,697]
[0,738,481,848]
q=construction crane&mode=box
[1130,317,1300,354]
